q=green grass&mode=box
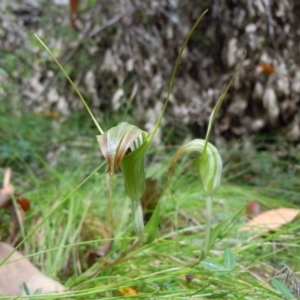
[1,115,300,299]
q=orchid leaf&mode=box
[120,143,148,242]
[145,202,160,244]
[120,141,148,202]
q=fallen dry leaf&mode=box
[0,168,14,208]
[0,168,32,243]
[82,215,112,267]
[15,194,31,211]
[257,63,275,74]
[0,195,30,212]
[118,287,138,296]
[239,208,300,233]
[34,110,61,119]
[0,242,65,296]
[0,185,14,208]
[246,200,261,217]
[0,169,31,211]
[141,178,162,223]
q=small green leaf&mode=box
[33,288,42,295]
[145,202,160,244]
[207,221,224,251]
[23,282,31,295]
[272,278,295,299]
[201,259,227,272]
[223,248,235,271]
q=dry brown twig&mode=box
[88,7,138,38]
[0,168,14,208]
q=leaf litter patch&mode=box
[0,168,65,296]
[239,208,300,233]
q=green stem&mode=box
[149,10,208,141]
[108,172,114,227]
[132,200,146,243]
[203,194,213,256]
[203,53,246,153]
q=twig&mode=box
[88,8,137,38]
[3,168,11,188]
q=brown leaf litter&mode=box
[0,242,65,296]
[239,208,300,233]
[0,168,65,296]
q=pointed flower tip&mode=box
[199,142,222,194]
[169,139,222,194]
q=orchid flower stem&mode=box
[132,200,146,243]
[203,194,213,256]
[108,172,114,227]
[34,34,104,135]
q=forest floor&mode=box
[1,112,300,299]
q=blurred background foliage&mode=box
[0,0,299,192]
